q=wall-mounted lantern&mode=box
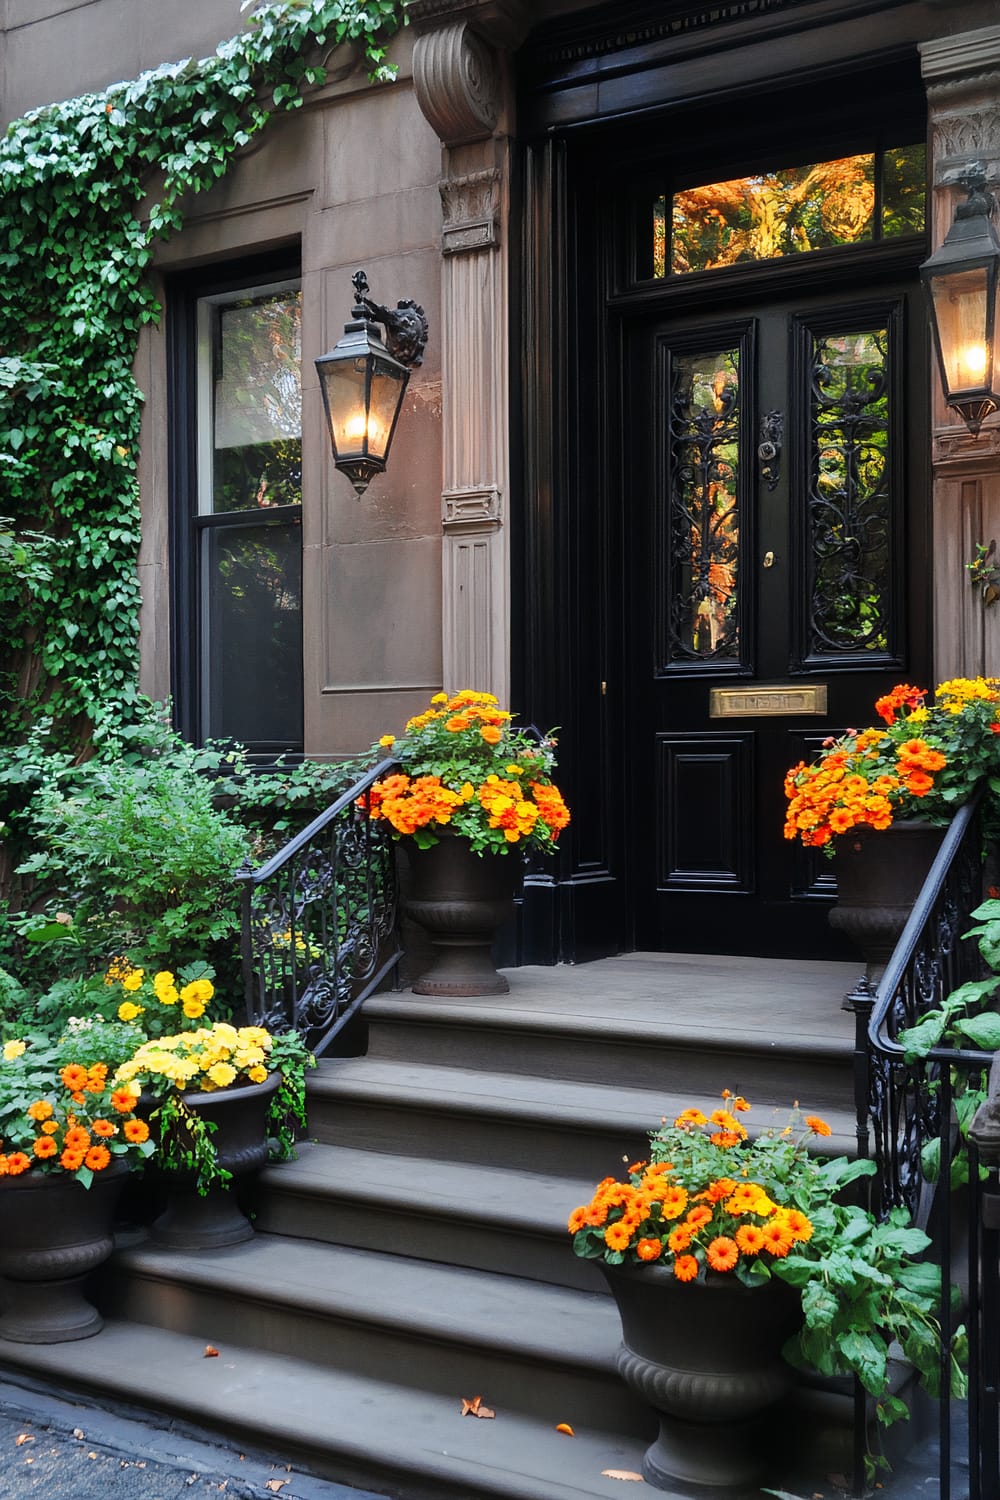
[921,164,1000,437]
[315,269,429,497]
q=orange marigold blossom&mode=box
[59,1064,88,1092]
[636,1238,663,1262]
[5,1153,30,1175]
[804,1115,832,1138]
[92,1119,118,1139]
[26,1100,53,1121]
[673,1254,699,1283]
[761,1221,795,1257]
[31,1136,57,1158]
[735,1224,767,1255]
[84,1145,111,1172]
[123,1119,150,1144]
[59,1149,86,1172]
[706,1236,740,1273]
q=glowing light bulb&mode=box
[345,413,368,442]
[962,343,988,383]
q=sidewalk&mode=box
[0,1376,387,1500]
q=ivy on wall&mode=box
[0,0,403,759]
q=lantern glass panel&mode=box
[929,265,992,393]
[367,356,407,461]
[320,356,369,458]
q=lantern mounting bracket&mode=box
[351,268,428,369]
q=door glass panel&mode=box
[807,325,892,658]
[202,520,303,745]
[667,346,741,663]
[649,146,925,280]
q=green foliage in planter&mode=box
[0,0,403,799]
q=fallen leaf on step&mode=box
[264,1482,289,1493]
[555,1424,575,1436]
[460,1395,495,1419]
[15,1435,34,1447]
[72,1429,85,1440]
[204,1345,220,1357]
[601,1471,644,1482]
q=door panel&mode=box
[628,279,927,956]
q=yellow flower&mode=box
[180,979,214,1005]
[117,1001,144,1023]
[3,1039,26,1060]
[248,1065,268,1084]
[153,971,175,991]
[121,969,144,993]
[207,1062,237,1089]
[182,998,206,1020]
[379,734,395,748]
[431,692,448,704]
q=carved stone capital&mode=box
[412,20,503,145]
[442,486,502,530]
[923,28,1000,185]
[440,168,500,253]
[405,0,531,49]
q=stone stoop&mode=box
[0,955,864,1500]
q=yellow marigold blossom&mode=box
[118,1001,144,1022]
[3,1039,26,1060]
[121,969,144,993]
[26,1100,53,1121]
[182,998,206,1020]
[247,1065,268,1084]
[206,1062,238,1089]
[379,734,395,747]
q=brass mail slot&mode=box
[709,685,828,718]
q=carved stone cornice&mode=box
[920,24,1000,83]
[933,422,1000,469]
[440,167,500,253]
[413,21,502,146]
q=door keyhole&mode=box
[762,550,775,569]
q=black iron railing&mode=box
[863,793,990,1500]
[236,758,402,1055]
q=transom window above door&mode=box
[645,144,926,281]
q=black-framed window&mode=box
[169,253,304,757]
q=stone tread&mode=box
[307,1057,860,1157]
[258,1142,599,1236]
[365,991,856,1060]
[0,1321,658,1500]
[112,1234,623,1377]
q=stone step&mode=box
[0,1321,657,1500]
[364,987,856,1110]
[102,1234,650,1440]
[253,1143,606,1292]
[305,1057,860,1178]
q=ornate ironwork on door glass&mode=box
[666,345,742,664]
[806,323,894,661]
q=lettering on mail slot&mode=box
[709,686,828,718]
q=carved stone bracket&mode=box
[413,21,502,146]
[442,486,502,530]
[440,168,500,253]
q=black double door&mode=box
[624,276,929,956]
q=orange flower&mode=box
[659,1185,689,1220]
[804,1115,832,1138]
[60,1149,85,1172]
[480,725,502,745]
[63,1126,91,1152]
[711,1130,742,1148]
[568,1206,589,1234]
[26,1100,53,1122]
[735,1223,766,1255]
[92,1119,118,1139]
[110,1089,137,1114]
[635,1238,663,1262]
[84,1145,111,1172]
[60,1064,88,1092]
[31,1136,57,1158]
[40,1120,59,1135]
[702,1178,738,1203]
[761,1221,794,1257]
[123,1118,150,1144]
[604,1221,633,1252]
[673,1254,699,1282]
[673,1108,707,1128]
[777,1208,814,1242]
[5,1153,31,1175]
[668,1225,693,1253]
[685,1205,713,1231]
[706,1236,739,1272]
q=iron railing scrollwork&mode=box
[865,791,990,1500]
[236,757,402,1055]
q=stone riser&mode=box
[364,1001,855,1112]
[102,1252,650,1440]
[252,1177,606,1294]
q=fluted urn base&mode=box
[151,1072,280,1250]
[0,1163,128,1343]
[601,1261,802,1490]
[400,836,520,996]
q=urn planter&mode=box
[0,1162,129,1344]
[829,819,947,982]
[150,1071,281,1251]
[600,1260,802,1490]
[399,835,520,996]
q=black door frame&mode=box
[512,21,930,964]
